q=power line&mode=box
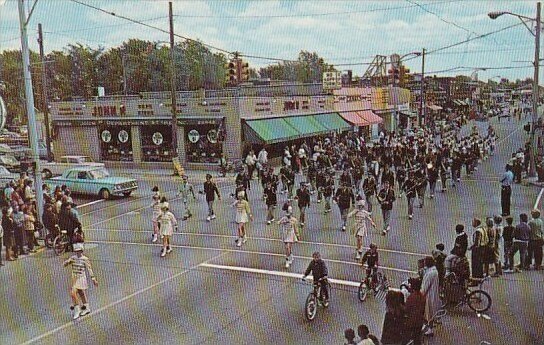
[45,15,169,34]
[172,0,462,18]
[69,0,233,55]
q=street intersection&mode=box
[1,117,543,345]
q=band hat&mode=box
[73,243,84,252]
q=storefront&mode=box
[141,124,173,162]
[180,118,225,164]
[99,125,133,161]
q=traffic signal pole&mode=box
[17,0,44,228]
[419,48,426,127]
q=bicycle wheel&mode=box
[305,293,318,321]
[358,282,368,302]
[53,235,67,256]
[467,290,492,313]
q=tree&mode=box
[258,50,334,83]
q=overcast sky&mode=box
[0,0,542,82]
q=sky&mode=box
[0,0,542,83]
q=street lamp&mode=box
[489,2,541,178]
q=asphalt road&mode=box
[1,116,543,345]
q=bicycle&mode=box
[441,272,492,313]
[53,230,71,256]
[303,277,329,321]
[44,225,60,249]
[358,270,389,302]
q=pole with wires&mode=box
[37,23,52,162]
[169,1,178,160]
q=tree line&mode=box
[0,38,333,125]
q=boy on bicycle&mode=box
[361,243,379,289]
[302,251,329,306]
[63,243,98,320]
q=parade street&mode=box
[1,116,543,345]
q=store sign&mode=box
[188,129,200,143]
[92,105,126,117]
[118,130,129,143]
[207,129,218,144]
[101,130,112,143]
[152,132,164,145]
[323,71,341,91]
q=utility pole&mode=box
[419,48,426,127]
[529,2,541,177]
[17,0,44,227]
[169,1,178,158]
[37,23,52,162]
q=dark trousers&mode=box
[504,241,513,269]
[407,326,423,345]
[501,186,511,216]
[510,241,528,269]
[247,164,255,179]
[0,236,2,264]
[471,247,484,278]
[527,239,543,268]
[14,229,24,255]
[26,231,34,251]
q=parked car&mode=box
[0,165,18,185]
[0,154,21,172]
[46,166,137,199]
[11,141,52,161]
[41,155,104,179]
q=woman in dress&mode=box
[232,191,253,247]
[348,198,376,260]
[157,202,177,257]
[277,205,300,268]
[150,186,161,243]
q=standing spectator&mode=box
[58,202,82,253]
[511,213,530,272]
[502,216,515,272]
[12,205,25,256]
[263,182,277,225]
[245,150,257,180]
[381,290,407,344]
[356,324,375,345]
[432,243,446,287]
[500,164,514,216]
[421,256,440,337]
[469,218,487,279]
[527,209,543,270]
[404,277,426,345]
[43,203,59,239]
[2,207,15,261]
[0,215,3,266]
[202,174,221,222]
[344,328,357,345]
[484,218,501,277]
[23,206,36,253]
[256,146,268,180]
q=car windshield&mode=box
[88,168,110,179]
[76,156,93,163]
[0,156,17,164]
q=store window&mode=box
[185,123,223,164]
[99,125,133,161]
[141,125,173,162]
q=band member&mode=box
[362,174,378,213]
[402,171,417,220]
[377,181,396,235]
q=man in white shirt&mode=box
[257,147,268,179]
[245,150,257,179]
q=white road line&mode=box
[76,199,105,209]
[200,263,402,292]
[85,239,417,274]
[85,228,427,257]
[20,251,227,345]
[534,188,544,210]
[496,122,522,146]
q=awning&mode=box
[312,113,352,131]
[243,113,350,144]
[283,115,328,136]
[244,118,301,144]
[426,104,442,111]
[399,110,418,118]
[357,110,383,125]
[338,111,368,126]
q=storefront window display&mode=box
[141,125,173,162]
[99,126,133,161]
[185,123,223,164]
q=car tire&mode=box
[99,188,111,200]
[42,169,52,179]
[122,192,132,197]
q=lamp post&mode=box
[489,2,541,177]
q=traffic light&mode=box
[226,61,237,85]
[239,60,249,82]
[524,123,531,133]
[399,66,409,87]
